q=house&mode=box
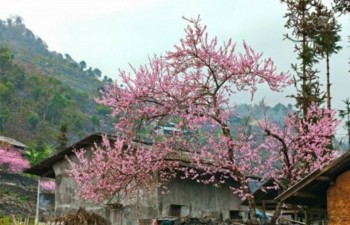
[275,150,350,225]
[0,135,27,150]
[25,133,249,225]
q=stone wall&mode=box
[0,170,37,216]
[327,170,350,225]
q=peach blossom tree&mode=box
[68,17,338,225]
[0,146,29,172]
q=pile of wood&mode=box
[153,216,245,225]
[49,208,105,225]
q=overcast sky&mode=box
[0,0,349,109]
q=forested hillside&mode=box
[0,16,296,149]
[0,17,113,147]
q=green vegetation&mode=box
[0,17,113,146]
[16,194,30,203]
[339,98,350,146]
[56,124,68,152]
[24,143,52,165]
[0,216,34,225]
[0,217,11,225]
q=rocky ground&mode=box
[0,170,54,218]
[0,170,37,216]
[179,217,246,225]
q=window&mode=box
[230,210,242,220]
[170,205,189,217]
[170,205,182,217]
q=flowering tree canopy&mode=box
[68,137,179,202]
[258,104,338,223]
[0,146,30,172]
[262,104,339,187]
[68,17,338,225]
[40,179,56,192]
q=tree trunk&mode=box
[326,52,331,110]
[270,201,283,225]
[302,7,308,118]
[247,198,258,225]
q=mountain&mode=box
[226,102,291,142]
[0,16,113,147]
[235,101,293,125]
[0,16,295,150]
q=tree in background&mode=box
[311,4,342,110]
[56,124,68,152]
[0,46,14,74]
[78,60,87,70]
[333,0,350,14]
[0,108,10,131]
[93,68,102,78]
[27,111,40,129]
[339,98,350,146]
[103,75,113,83]
[13,16,23,26]
[47,91,71,123]
[333,0,350,148]
[281,0,326,115]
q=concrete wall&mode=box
[327,170,350,225]
[52,148,159,225]
[53,146,246,225]
[159,177,246,220]
[53,154,107,218]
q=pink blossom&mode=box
[0,147,30,173]
[261,103,339,187]
[40,180,56,192]
[67,136,179,202]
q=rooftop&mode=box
[0,136,27,150]
[275,150,350,208]
[24,133,105,178]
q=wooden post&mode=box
[35,177,41,225]
[262,200,266,216]
[304,207,310,225]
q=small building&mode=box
[275,150,350,225]
[0,135,27,150]
[25,133,248,225]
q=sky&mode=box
[0,0,349,109]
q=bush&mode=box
[0,216,34,225]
